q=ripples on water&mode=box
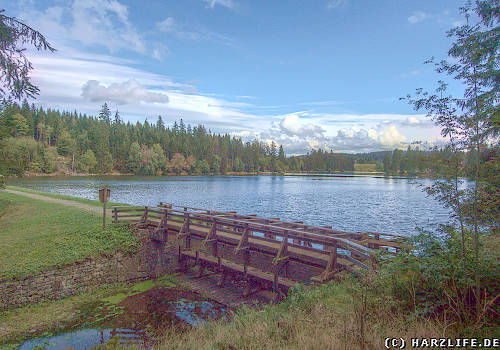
[9,174,450,236]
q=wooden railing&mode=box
[112,203,407,290]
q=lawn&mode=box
[0,191,139,280]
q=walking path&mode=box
[3,189,111,215]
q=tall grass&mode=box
[154,228,499,350]
[154,276,449,350]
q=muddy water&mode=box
[19,287,228,349]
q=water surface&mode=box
[9,174,449,236]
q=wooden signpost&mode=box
[99,188,110,228]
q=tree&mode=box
[78,149,96,173]
[402,0,499,312]
[0,111,29,138]
[98,103,111,124]
[278,145,285,160]
[57,130,76,171]
[0,10,55,101]
[127,142,142,173]
[156,115,164,130]
[391,149,402,173]
[0,136,37,175]
[113,110,121,125]
[383,152,391,173]
[196,158,210,174]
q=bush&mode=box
[374,228,500,330]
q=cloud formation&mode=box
[279,113,326,139]
[81,79,169,105]
[202,0,234,9]
[326,0,346,10]
[408,11,428,24]
[19,0,163,58]
[155,16,235,45]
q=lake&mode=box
[8,174,450,237]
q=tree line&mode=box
[0,101,358,176]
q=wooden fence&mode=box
[112,203,407,296]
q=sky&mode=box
[4,0,467,154]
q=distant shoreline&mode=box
[5,169,397,179]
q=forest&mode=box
[0,101,357,176]
[0,100,485,177]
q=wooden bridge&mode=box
[112,203,406,298]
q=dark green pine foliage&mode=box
[0,102,361,176]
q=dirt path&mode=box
[3,189,112,215]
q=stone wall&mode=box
[0,235,172,311]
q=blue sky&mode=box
[5,0,465,154]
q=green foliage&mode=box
[0,136,38,175]
[78,149,97,173]
[195,159,210,174]
[40,145,57,173]
[375,229,500,328]
[56,130,76,156]
[401,0,499,312]
[0,10,55,101]
[0,107,30,139]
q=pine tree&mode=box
[98,103,111,124]
[156,115,165,130]
[113,110,121,124]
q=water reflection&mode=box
[18,287,228,349]
[18,329,112,350]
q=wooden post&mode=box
[98,188,110,228]
[113,208,118,223]
[103,202,106,228]
[273,231,289,265]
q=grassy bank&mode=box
[5,185,129,208]
[0,275,179,347]
[0,190,139,280]
[155,272,498,350]
[154,275,442,350]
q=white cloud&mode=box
[250,112,442,154]
[69,0,146,53]
[326,126,405,153]
[18,1,160,56]
[81,79,170,105]
[202,0,235,9]
[278,113,326,139]
[408,11,428,24]
[326,0,346,10]
[152,44,169,61]
[156,17,175,32]
[404,116,420,125]
[155,16,235,45]
[377,125,407,146]
[408,10,463,26]
[156,17,201,40]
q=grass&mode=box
[154,275,456,350]
[354,163,378,172]
[0,275,179,347]
[5,185,130,208]
[0,190,140,280]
